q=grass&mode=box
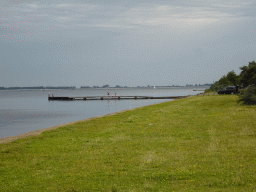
[0,95,256,191]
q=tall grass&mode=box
[0,95,256,191]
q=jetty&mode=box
[48,95,190,101]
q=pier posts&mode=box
[48,95,189,101]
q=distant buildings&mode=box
[80,86,91,88]
[202,83,211,86]
[102,85,110,88]
[186,83,211,87]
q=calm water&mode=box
[0,87,207,138]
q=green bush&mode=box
[239,61,256,88]
[208,81,231,92]
[204,88,213,93]
[238,85,256,105]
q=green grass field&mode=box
[1,95,256,191]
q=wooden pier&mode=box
[48,95,190,101]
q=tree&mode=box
[218,75,232,86]
[205,60,255,93]
[237,85,256,105]
[239,61,256,87]
[206,74,234,93]
[226,70,238,86]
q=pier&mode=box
[48,95,190,101]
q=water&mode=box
[0,87,207,138]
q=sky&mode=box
[0,0,256,87]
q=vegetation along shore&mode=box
[1,94,256,191]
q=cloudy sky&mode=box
[1,0,255,87]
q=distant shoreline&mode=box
[0,86,210,91]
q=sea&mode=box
[0,87,208,138]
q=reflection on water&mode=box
[0,87,207,138]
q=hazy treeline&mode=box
[206,61,256,92]
[80,84,212,89]
[0,86,76,90]
[206,61,256,105]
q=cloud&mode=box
[3,0,249,33]
[27,4,38,9]
[56,3,97,9]
[125,5,236,25]
[92,2,244,32]
[57,4,74,7]
[93,24,135,29]
[142,17,220,27]
[56,17,71,21]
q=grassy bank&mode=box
[1,95,256,191]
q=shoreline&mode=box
[1,95,255,191]
[0,97,192,144]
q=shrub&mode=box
[239,61,256,88]
[204,88,213,93]
[208,81,232,93]
[237,85,256,105]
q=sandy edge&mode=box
[0,96,195,144]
